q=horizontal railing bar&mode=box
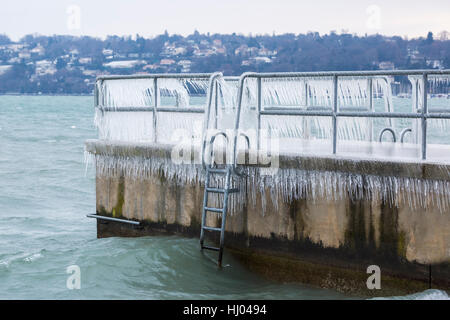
[244,69,450,78]
[264,106,329,111]
[260,110,450,119]
[99,107,154,112]
[157,107,204,113]
[86,214,140,225]
[98,106,204,113]
[99,106,449,115]
[97,74,239,82]
[264,106,371,112]
[224,77,240,81]
[261,110,333,117]
[427,113,450,119]
[338,112,422,118]
[97,73,214,81]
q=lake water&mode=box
[0,95,448,300]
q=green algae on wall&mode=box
[97,175,125,219]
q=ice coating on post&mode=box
[412,75,450,131]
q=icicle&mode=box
[85,146,450,214]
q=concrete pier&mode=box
[86,139,450,297]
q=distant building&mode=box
[18,52,31,59]
[178,60,191,66]
[0,65,12,75]
[378,61,395,70]
[7,57,21,64]
[258,47,277,56]
[215,47,226,54]
[253,56,272,64]
[193,49,214,57]
[178,60,192,72]
[7,44,27,52]
[31,44,45,56]
[160,59,176,65]
[103,60,145,69]
[69,49,79,57]
[82,70,99,76]
[426,59,444,69]
[78,57,92,64]
[235,45,248,56]
[102,49,114,56]
[175,47,187,55]
[143,64,159,70]
[35,60,56,75]
[407,49,424,64]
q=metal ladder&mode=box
[199,164,239,267]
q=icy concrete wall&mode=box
[87,139,450,294]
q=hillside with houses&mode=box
[0,31,449,94]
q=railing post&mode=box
[257,77,262,151]
[368,78,373,141]
[214,82,218,129]
[414,78,420,144]
[332,75,338,154]
[303,81,309,139]
[421,73,428,160]
[304,81,309,106]
[94,80,99,108]
[153,77,158,143]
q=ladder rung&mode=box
[206,187,225,193]
[204,207,223,213]
[206,187,239,194]
[202,245,220,251]
[202,226,222,232]
[208,168,227,174]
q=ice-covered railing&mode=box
[231,70,450,168]
[94,73,239,143]
[87,70,450,214]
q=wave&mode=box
[373,289,449,300]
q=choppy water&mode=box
[0,95,447,300]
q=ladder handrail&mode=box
[400,128,412,143]
[201,72,224,168]
[203,131,229,168]
[379,127,397,142]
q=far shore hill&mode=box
[0,31,448,95]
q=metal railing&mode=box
[95,73,239,143]
[231,70,450,170]
[94,70,450,170]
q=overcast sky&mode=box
[1,0,449,40]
